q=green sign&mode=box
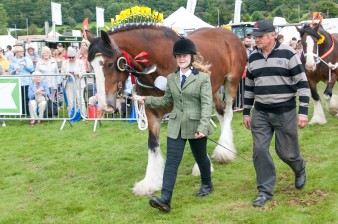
[0,77,21,115]
[58,36,82,42]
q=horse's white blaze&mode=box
[305,36,316,71]
[212,86,236,163]
[91,56,108,110]
[132,147,164,196]
[309,99,327,124]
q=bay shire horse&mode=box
[296,22,338,124]
[86,25,246,195]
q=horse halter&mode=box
[304,33,335,64]
[304,36,321,64]
[116,56,127,72]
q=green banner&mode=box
[58,36,82,42]
[0,77,21,115]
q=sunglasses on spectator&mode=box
[69,57,75,59]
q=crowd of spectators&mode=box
[0,39,117,125]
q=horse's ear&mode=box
[312,22,320,31]
[100,30,111,45]
[295,26,302,32]
[86,30,95,43]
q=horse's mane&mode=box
[88,35,120,61]
[108,23,179,38]
[299,23,324,39]
[88,23,180,62]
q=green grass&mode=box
[1,84,338,223]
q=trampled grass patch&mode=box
[1,84,337,223]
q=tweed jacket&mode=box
[145,70,214,139]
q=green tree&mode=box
[28,24,39,35]
[312,1,338,18]
[251,11,266,21]
[0,4,8,34]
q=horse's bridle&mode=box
[303,33,338,82]
[304,33,335,64]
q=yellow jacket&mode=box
[0,56,10,74]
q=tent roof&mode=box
[0,35,17,49]
[48,31,62,37]
[163,7,214,35]
[277,18,338,44]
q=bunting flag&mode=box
[82,18,88,39]
[51,2,62,25]
[186,0,197,14]
[96,7,105,28]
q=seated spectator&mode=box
[28,72,50,126]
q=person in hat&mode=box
[243,20,310,207]
[61,47,87,117]
[136,38,214,212]
[26,43,39,69]
[8,45,34,115]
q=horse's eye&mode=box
[108,62,114,69]
[99,60,103,66]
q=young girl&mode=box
[137,38,214,212]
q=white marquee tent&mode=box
[275,17,338,44]
[0,34,17,49]
[163,7,214,35]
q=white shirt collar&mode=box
[180,69,191,79]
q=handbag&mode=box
[35,94,46,104]
[44,97,58,117]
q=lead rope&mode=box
[133,96,148,130]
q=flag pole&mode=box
[52,21,56,39]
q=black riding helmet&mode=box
[172,37,197,55]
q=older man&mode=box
[243,20,310,207]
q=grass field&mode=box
[1,84,337,223]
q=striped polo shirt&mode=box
[243,40,310,116]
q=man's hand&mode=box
[298,115,308,129]
[243,116,251,130]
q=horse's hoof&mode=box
[308,117,327,125]
[103,106,115,113]
[212,145,236,163]
[132,180,161,196]
[323,94,331,101]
